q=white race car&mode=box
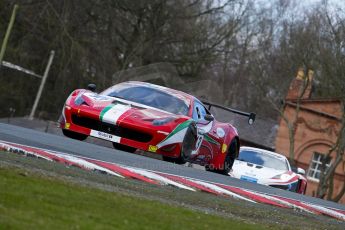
[230,147,307,194]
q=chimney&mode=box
[286,68,313,100]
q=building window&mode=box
[307,152,331,181]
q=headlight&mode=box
[152,117,174,126]
[271,173,289,180]
[74,94,85,105]
[271,174,282,179]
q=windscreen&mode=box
[238,150,289,171]
[101,84,189,115]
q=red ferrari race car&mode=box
[59,81,255,174]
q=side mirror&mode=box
[204,114,214,121]
[248,113,256,125]
[87,83,96,92]
[297,167,306,175]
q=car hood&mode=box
[78,92,183,126]
[230,160,298,184]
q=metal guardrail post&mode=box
[0,4,18,69]
[29,50,55,120]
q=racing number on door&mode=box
[195,135,203,151]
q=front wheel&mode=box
[206,139,238,175]
[62,129,88,141]
[162,122,198,164]
[296,179,307,194]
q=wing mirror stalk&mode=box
[297,167,306,175]
[204,114,214,122]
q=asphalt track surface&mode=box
[1,122,344,211]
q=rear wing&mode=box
[201,100,256,125]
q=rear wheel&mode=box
[62,129,88,141]
[162,122,198,164]
[206,138,238,175]
[112,142,136,153]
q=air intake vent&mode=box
[72,115,152,142]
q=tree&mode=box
[0,0,250,118]
[317,111,345,202]
[315,3,345,202]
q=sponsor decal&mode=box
[216,128,225,138]
[90,130,120,143]
[148,145,158,153]
[240,175,258,183]
[221,143,227,153]
[65,123,70,129]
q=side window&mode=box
[307,152,331,181]
[193,101,207,121]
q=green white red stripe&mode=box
[100,103,131,124]
[157,119,193,148]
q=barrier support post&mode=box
[29,50,55,120]
[0,4,19,69]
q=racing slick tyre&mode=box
[112,143,137,153]
[162,122,198,164]
[206,139,238,175]
[296,179,307,194]
[62,129,88,141]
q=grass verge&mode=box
[0,151,343,229]
[0,161,262,229]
